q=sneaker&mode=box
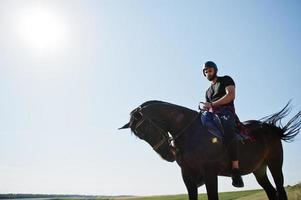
[231,168,244,188]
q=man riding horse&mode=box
[199,61,244,188]
[120,65,301,199]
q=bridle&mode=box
[132,106,201,151]
[134,111,170,151]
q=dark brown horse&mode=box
[119,100,301,200]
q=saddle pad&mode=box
[199,111,251,141]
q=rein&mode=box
[172,111,201,141]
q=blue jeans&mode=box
[215,109,238,161]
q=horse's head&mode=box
[119,103,177,162]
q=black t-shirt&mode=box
[205,75,235,106]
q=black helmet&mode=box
[202,61,218,76]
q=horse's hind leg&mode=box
[253,164,277,200]
[268,157,288,200]
[266,139,288,200]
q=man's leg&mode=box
[219,112,244,187]
[229,137,239,168]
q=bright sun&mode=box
[16,6,67,53]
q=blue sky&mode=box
[0,0,300,196]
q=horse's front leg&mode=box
[204,165,219,200]
[181,167,198,200]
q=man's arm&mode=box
[212,85,235,107]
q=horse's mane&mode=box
[138,100,197,114]
[258,99,301,142]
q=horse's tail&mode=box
[259,99,301,142]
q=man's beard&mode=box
[207,73,217,81]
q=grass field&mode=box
[114,183,301,200]
[1,183,299,200]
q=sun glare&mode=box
[16,6,67,54]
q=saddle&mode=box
[199,111,253,141]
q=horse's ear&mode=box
[118,122,130,130]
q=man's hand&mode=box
[199,102,212,110]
